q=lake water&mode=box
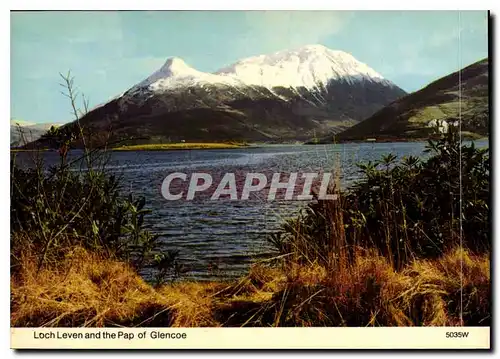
[12,140,488,280]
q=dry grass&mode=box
[214,247,490,327]
[11,246,490,327]
[11,247,222,327]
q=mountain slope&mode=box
[10,120,62,147]
[50,45,406,145]
[330,58,489,142]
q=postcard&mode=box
[10,9,491,350]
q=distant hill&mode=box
[317,58,488,143]
[10,120,62,147]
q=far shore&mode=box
[110,142,250,151]
[310,136,488,145]
[10,135,489,153]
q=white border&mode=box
[10,327,491,349]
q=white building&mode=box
[427,118,458,133]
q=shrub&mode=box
[10,72,179,283]
[270,125,490,269]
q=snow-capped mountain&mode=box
[62,45,407,144]
[216,44,390,89]
[127,44,394,97]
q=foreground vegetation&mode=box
[10,73,490,327]
[11,245,489,327]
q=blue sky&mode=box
[11,10,488,124]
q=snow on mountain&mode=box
[131,44,395,95]
[135,57,242,92]
[10,119,37,127]
[216,44,390,89]
[10,119,61,130]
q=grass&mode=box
[10,148,52,152]
[408,102,465,124]
[11,245,490,327]
[111,142,248,151]
[11,247,221,327]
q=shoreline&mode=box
[310,135,489,145]
[111,143,250,151]
[11,136,489,153]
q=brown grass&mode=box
[11,247,222,327]
[11,246,490,327]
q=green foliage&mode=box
[11,71,180,282]
[11,158,181,281]
[271,124,490,269]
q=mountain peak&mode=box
[134,57,204,90]
[215,45,388,89]
[159,57,196,76]
[292,44,354,59]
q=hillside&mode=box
[319,58,488,143]
[10,120,62,147]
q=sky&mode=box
[11,10,488,124]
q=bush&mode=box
[270,125,490,269]
[10,72,179,283]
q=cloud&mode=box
[239,11,353,54]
